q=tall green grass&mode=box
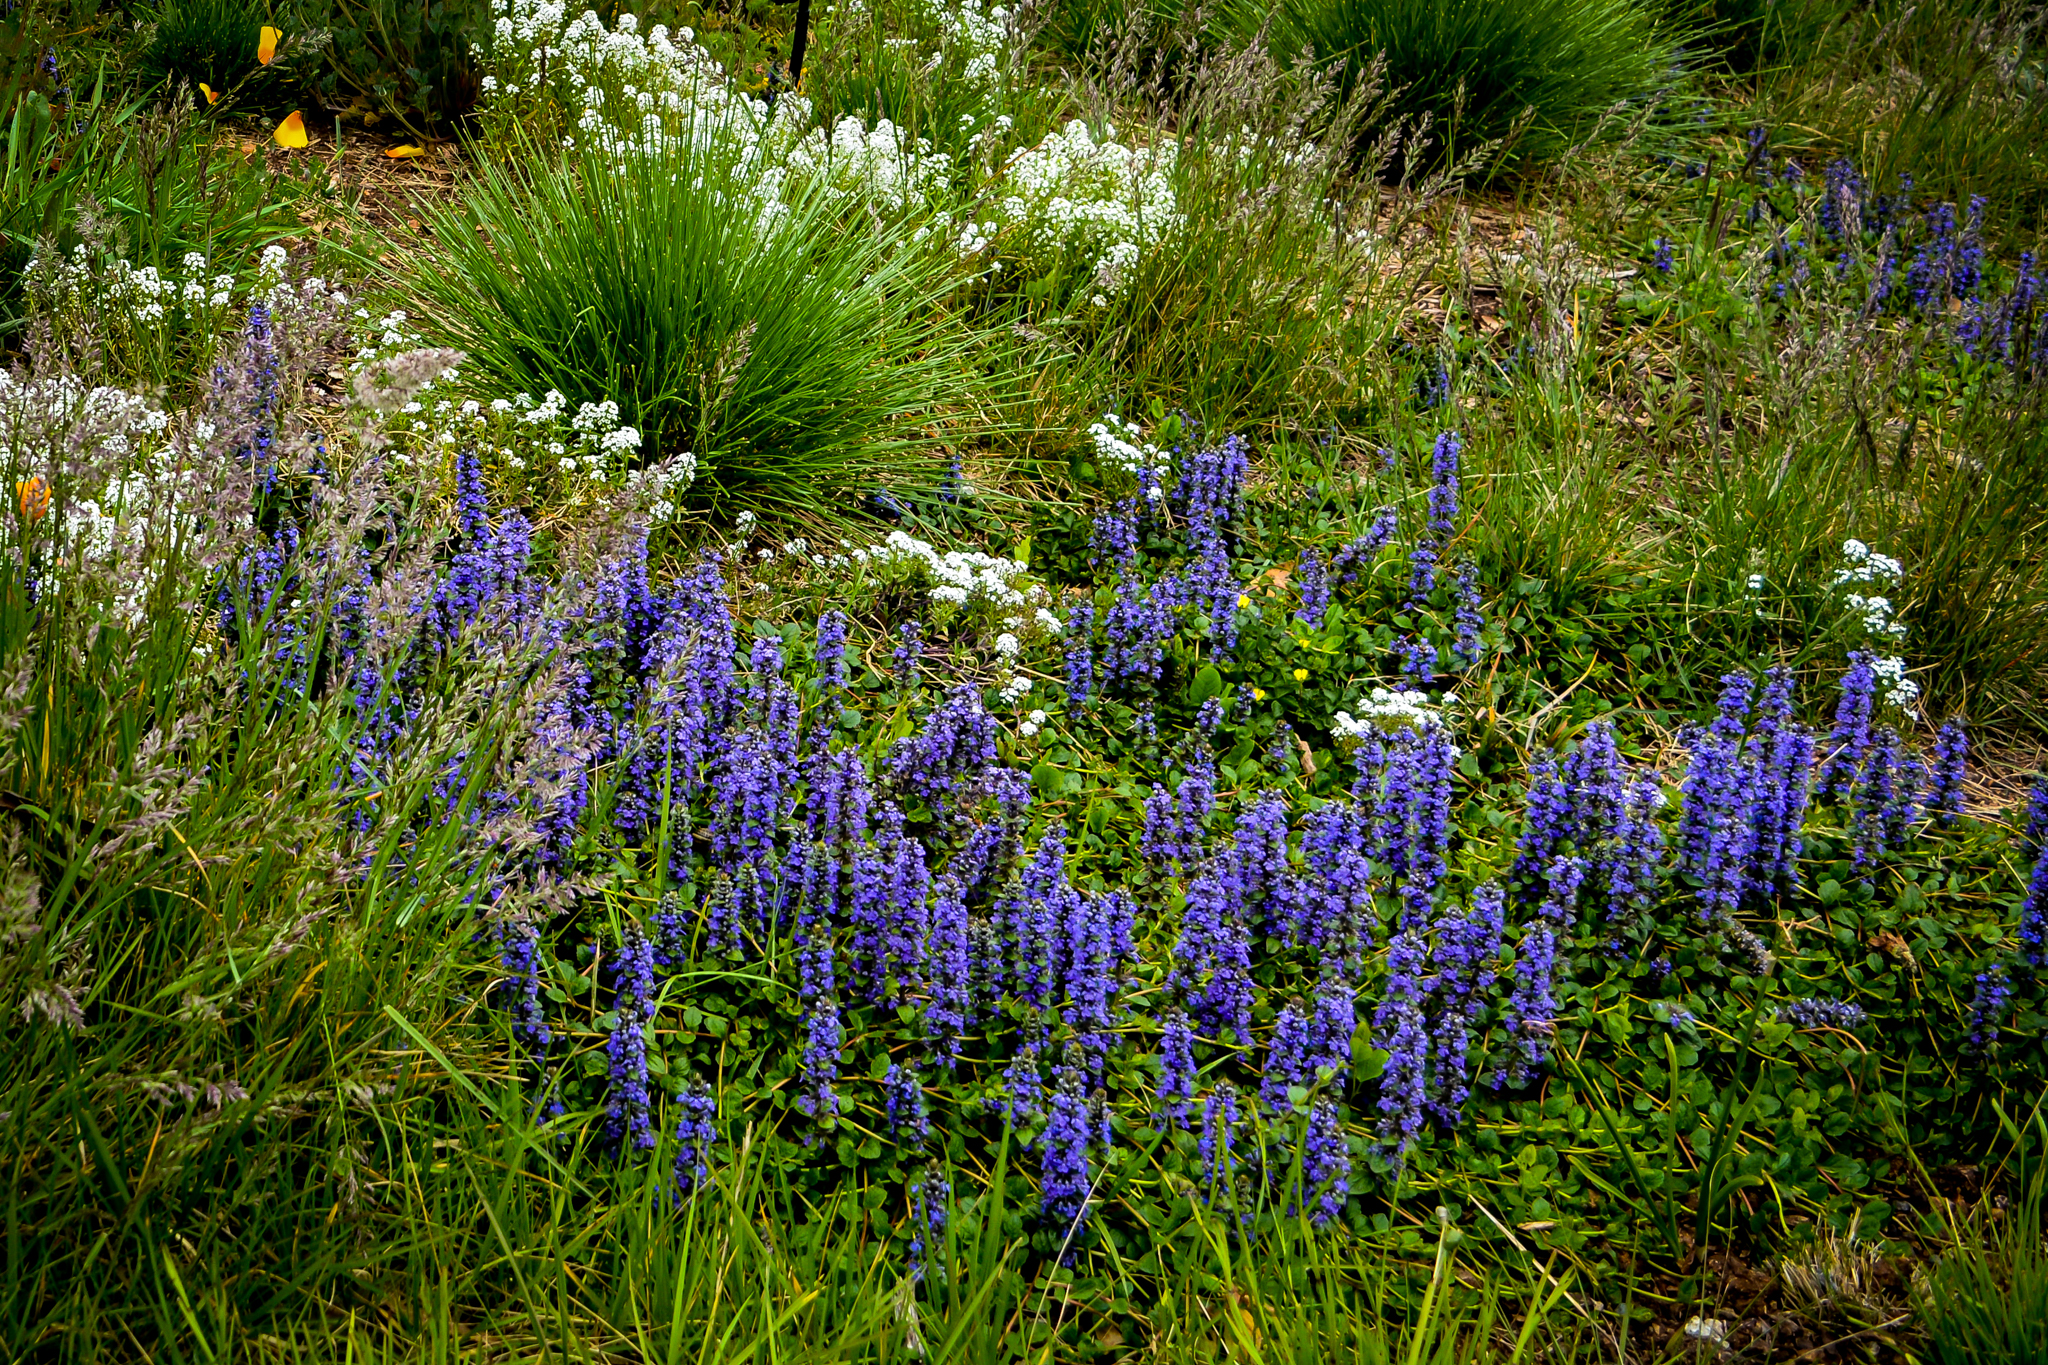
[1914,1112,2048,1365]
[1252,0,1682,169]
[398,127,987,524]
[1757,0,2048,245]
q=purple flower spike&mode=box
[1926,719,1968,826]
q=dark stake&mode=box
[789,0,812,91]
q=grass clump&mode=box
[399,128,984,523]
[137,0,281,97]
[1255,0,1681,168]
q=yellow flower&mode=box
[1292,668,1308,682]
[1251,687,1266,701]
[1237,593,1250,609]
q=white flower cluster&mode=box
[1087,412,1166,481]
[486,0,951,215]
[816,528,1061,664]
[1830,538,1904,589]
[1870,654,1919,710]
[485,0,1210,305]
[1831,540,1916,709]
[991,121,1181,300]
[31,245,236,325]
[1017,706,1050,736]
[379,386,675,511]
[1332,687,1453,740]
[30,242,347,368]
[619,452,695,525]
[0,372,191,627]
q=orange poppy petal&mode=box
[258,25,281,63]
[273,110,308,149]
[384,143,427,158]
[199,82,219,104]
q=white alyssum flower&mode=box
[1870,653,1920,709]
[1332,687,1454,739]
[1087,413,1165,477]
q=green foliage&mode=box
[1,85,292,334]
[1252,0,1681,168]
[806,0,1062,169]
[397,128,987,523]
[1914,1116,2048,1365]
[300,0,488,133]
[136,0,295,103]
[1758,0,2048,243]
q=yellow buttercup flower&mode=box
[1251,687,1266,701]
[1237,593,1250,608]
[1292,668,1308,682]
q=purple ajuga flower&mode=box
[907,1171,948,1284]
[1748,669,1814,899]
[1331,507,1399,585]
[1172,858,1256,1045]
[1371,928,1432,1162]
[1000,1032,1046,1124]
[1309,970,1357,1081]
[1369,721,1457,930]
[1102,574,1176,688]
[1496,920,1557,1090]
[2027,776,2048,860]
[925,875,972,1067]
[814,610,849,700]
[1039,1059,1095,1258]
[1157,1006,1198,1128]
[1198,1083,1245,1194]
[1397,635,1438,686]
[672,1081,717,1195]
[1427,431,1461,541]
[498,917,553,1059]
[1819,157,1865,243]
[1965,965,2013,1054]
[1650,237,1674,275]
[2017,845,2048,968]
[1295,548,1331,626]
[1850,726,1919,871]
[1779,997,1869,1030]
[1676,673,1759,922]
[1061,890,1134,1072]
[1304,1098,1351,1227]
[606,922,660,1151]
[1262,998,1314,1113]
[1511,756,1573,903]
[1090,498,1141,574]
[1300,803,1373,964]
[894,620,924,688]
[885,1061,930,1145]
[1426,884,1503,1127]
[1818,653,1878,803]
[1450,563,1485,668]
[1065,599,1095,703]
[1141,784,1183,866]
[888,685,998,817]
[1267,722,1299,776]
[1607,772,1666,923]
[1002,827,1078,1012]
[1926,719,1968,826]
[798,998,842,1120]
[1233,792,1297,940]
